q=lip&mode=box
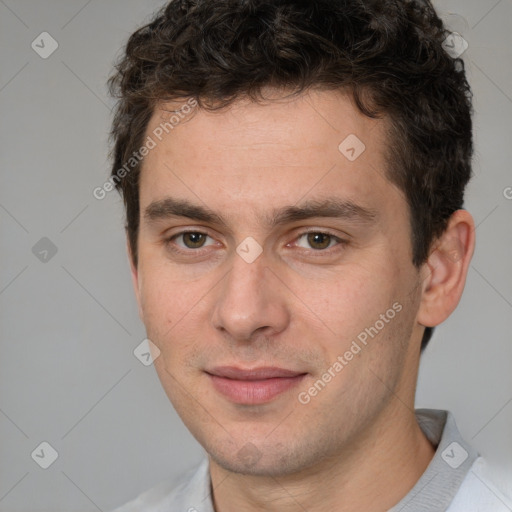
[206,366,307,404]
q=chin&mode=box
[210,452,289,477]
[208,439,322,478]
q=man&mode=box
[108,0,511,510]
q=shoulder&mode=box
[447,457,512,512]
[110,458,212,512]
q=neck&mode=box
[209,402,435,512]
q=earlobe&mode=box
[416,210,475,329]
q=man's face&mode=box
[133,90,425,476]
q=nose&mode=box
[211,249,290,342]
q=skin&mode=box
[130,89,475,512]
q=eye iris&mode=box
[307,233,331,250]
[183,232,206,248]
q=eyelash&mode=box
[165,230,348,256]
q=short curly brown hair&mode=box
[108,0,473,350]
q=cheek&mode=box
[285,260,401,339]
[138,264,196,340]
[137,262,219,369]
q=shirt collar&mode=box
[389,408,479,512]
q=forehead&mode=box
[139,90,403,224]
[146,89,382,153]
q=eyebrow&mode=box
[144,197,378,228]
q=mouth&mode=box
[205,366,308,405]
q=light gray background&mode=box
[0,0,511,510]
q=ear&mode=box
[416,209,475,329]
[127,237,144,322]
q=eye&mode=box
[295,232,341,250]
[172,231,216,249]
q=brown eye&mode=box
[306,232,333,250]
[181,232,208,248]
